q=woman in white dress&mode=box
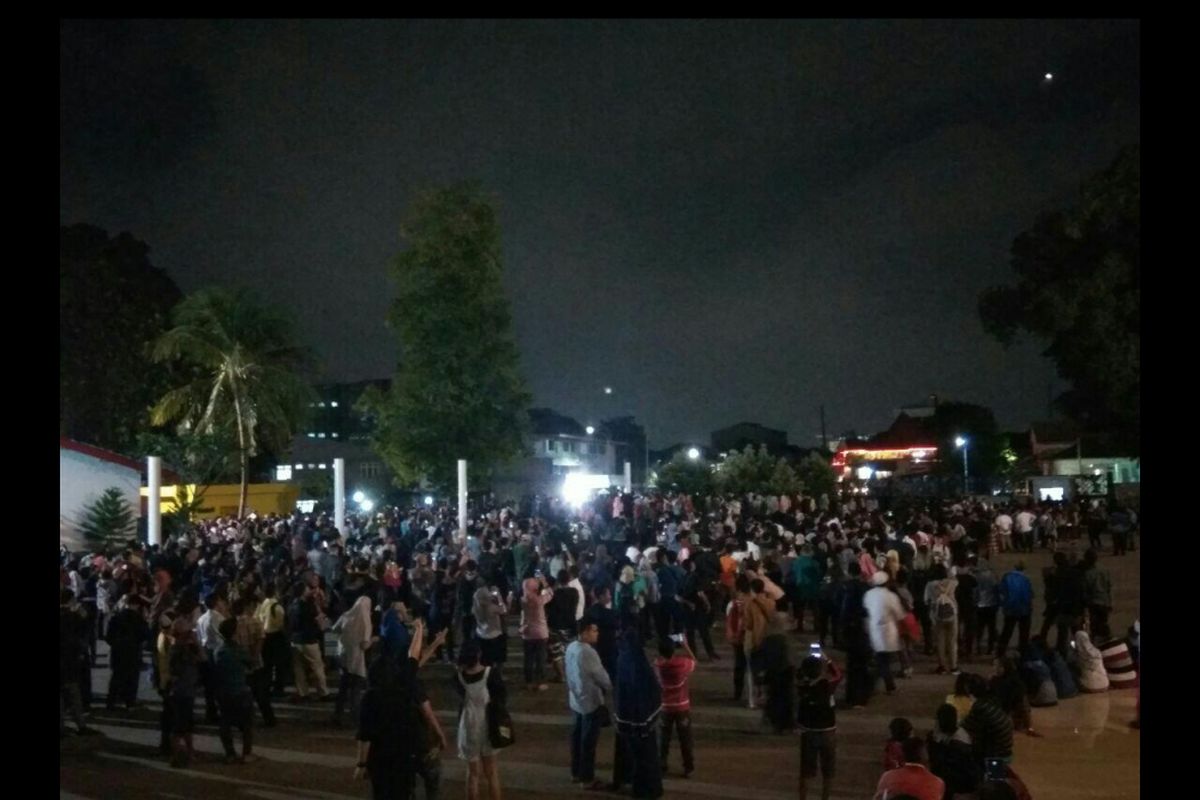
[453,640,505,800]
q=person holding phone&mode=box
[796,651,843,800]
[655,634,697,778]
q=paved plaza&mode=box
[61,546,1140,800]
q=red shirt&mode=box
[873,765,945,800]
[655,656,696,711]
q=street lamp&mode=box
[955,436,969,495]
[603,386,613,395]
[687,447,700,460]
[352,490,365,504]
[585,425,595,436]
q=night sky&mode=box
[61,19,1140,449]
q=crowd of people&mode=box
[60,488,1139,800]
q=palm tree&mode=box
[150,288,315,518]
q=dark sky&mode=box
[61,19,1140,449]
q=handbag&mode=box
[487,700,516,749]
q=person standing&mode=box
[288,582,330,701]
[566,621,612,790]
[726,576,750,704]
[680,559,717,660]
[1081,550,1113,640]
[655,636,696,778]
[214,618,256,764]
[585,585,620,682]
[1014,507,1037,554]
[232,598,275,727]
[840,563,873,708]
[167,618,202,768]
[611,628,663,799]
[996,563,1033,656]
[331,596,373,727]
[453,641,506,800]
[256,582,289,697]
[924,565,959,675]
[105,594,150,711]
[60,590,99,737]
[473,584,508,668]
[197,592,228,722]
[974,558,1000,656]
[863,571,905,694]
[519,576,553,691]
[796,653,843,800]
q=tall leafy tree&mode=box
[149,288,315,518]
[795,452,838,500]
[60,224,182,452]
[979,145,1139,451]
[79,487,136,550]
[655,452,713,496]
[362,184,532,489]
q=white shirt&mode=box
[994,514,1013,533]
[569,578,586,620]
[197,608,225,653]
[1015,511,1037,533]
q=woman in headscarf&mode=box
[520,576,552,691]
[332,596,373,727]
[611,627,663,798]
[473,584,508,667]
[1073,626,1110,693]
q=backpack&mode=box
[934,581,957,622]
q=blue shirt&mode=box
[998,571,1033,616]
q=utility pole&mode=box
[820,405,828,451]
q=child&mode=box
[796,653,843,800]
[883,717,914,770]
[945,672,976,720]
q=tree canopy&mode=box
[979,144,1139,451]
[654,451,714,496]
[363,184,532,489]
[150,287,314,517]
[60,224,182,452]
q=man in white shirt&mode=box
[1014,508,1038,554]
[993,510,1014,553]
[196,593,227,723]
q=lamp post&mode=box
[955,436,969,496]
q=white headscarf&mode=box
[335,596,373,677]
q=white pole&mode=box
[624,461,632,494]
[457,459,468,540]
[147,456,162,547]
[333,458,346,535]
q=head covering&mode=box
[615,628,661,727]
[871,571,889,586]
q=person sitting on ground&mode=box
[927,703,979,797]
[884,717,914,770]
[945,672,977,721]
[990,655,1040,737]
[873,737,946,800]
[961,676,1015,763]
[1073,625,1110,693]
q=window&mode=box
[331,432,339,438]
[330,401,339,408]
[308,463,316,469]
[318,463,327,470]
[361,461,381,479]
[564,441,576,453]
[275,465,293,481]
[546,440,556,453]
[295,463,305,470]
[307,432,316,438]
[318,432,326,439]
[318,401,326,408]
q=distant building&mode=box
[1028,421,1140,489]
[831,412,939,481]
[710,422,788,456]
[492,408,621,499]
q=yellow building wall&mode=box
[141,483,300,520]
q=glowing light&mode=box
[604,387,613,394]
[562,472,609,507]
[687,447,700,460]
[359,499,374,513]
[856,466,874,481]
[423,495,434,506]
[1044,72,1054,81]
[352,490,365,504]
[955,436,967,448]
[586,426,595,435]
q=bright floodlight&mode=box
[955,436,967,448]
[856,466,874,481]
[562,472,608,507]
[359,499,374,513]
[1044,72,1054,80]
[423,495,434,506]
[604,386,613,394]
[352,490,365,504]
[586,425,595,435]
[687,447,700,460]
